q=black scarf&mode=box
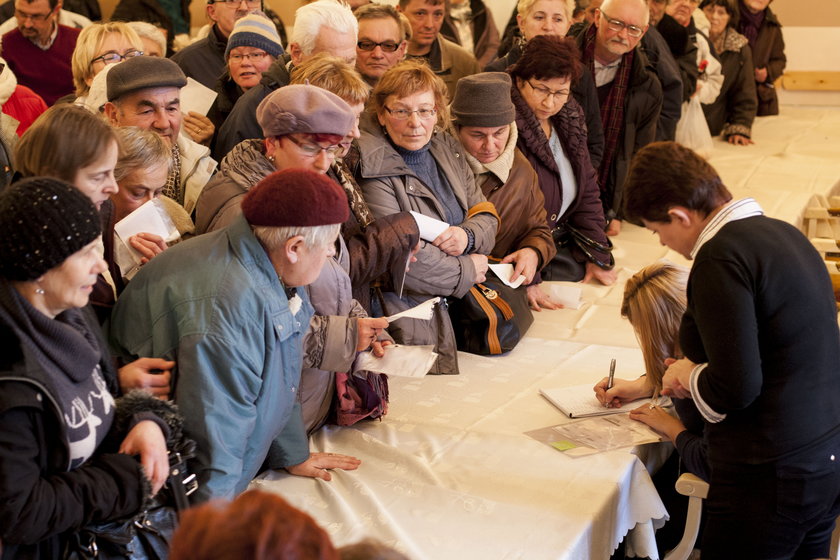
[0,278,100,383]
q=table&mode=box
[252,106,840,560]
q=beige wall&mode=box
[99,0,840,31]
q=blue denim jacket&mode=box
[109,214,312,502]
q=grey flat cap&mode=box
[451,72,516,128]
[107,56,188,102]
[256,84,355,138]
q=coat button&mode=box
[550,213,557,221]
[36,393,42,402]
[832,455,836,461]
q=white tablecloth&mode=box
[251,105,840,560]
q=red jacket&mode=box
[2,85,48,136]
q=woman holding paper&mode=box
[13,106,174,397]
[14,106,167,318]
[508,36,615,285]
[355,60,499,375]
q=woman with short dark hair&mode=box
[508,35,615,286]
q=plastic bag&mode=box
[675,97,714,158]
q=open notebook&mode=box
[540,383,659,418]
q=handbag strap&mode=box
[470,285,503,354]
[476,283,514,320]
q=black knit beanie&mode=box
[0,177,102,281]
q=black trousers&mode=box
[701,443,840,559]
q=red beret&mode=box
[242,169,349,227]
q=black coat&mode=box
[171,24,228,90]
[0,309,146,560]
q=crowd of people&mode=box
[2,0,836,558]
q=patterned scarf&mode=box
[162,143,183,206]
[580,24,633,194]
[332,160,374,229]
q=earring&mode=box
[35,287,45,295]
[267,155,275,163]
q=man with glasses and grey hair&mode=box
[1,0,80,105]
[171,0,263,88]
[569,0,662,237]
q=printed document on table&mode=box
[526,415,662,457]
[355,344,438,378]
[386,297,440,322]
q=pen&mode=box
[605,358,616,407]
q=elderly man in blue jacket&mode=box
[109,169,361,502]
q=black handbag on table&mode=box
[448,273,533,356]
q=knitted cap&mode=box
[242,169,349,227]
[224,13,284,59]
[451,72,516,128]
[0,177,102,281]
[256,84,355,139]
[107,56,187,102]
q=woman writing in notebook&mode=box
[593,261,708,555]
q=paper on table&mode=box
[488,263,526,288]
[113,199,180,280]
[525,414,662,457]
[540,383,663,418]
[546,283,583,309]
[410,211,449,242]
[385,297,440,321]
[354,344,438,378]
[181,77,218,116]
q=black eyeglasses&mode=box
[91,49,144,66]
[599,10,645,38]
[357,40,400,52]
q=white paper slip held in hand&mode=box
[409,211,449,242]
[545,283,583,309]
[181,77,218,116]
[385,297,440,322]
[114,199,180,281]
[355,344,438,378]
[488,263,526,288]
[540,383,662,418]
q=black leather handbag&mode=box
[449,275,533,355]
[65,441,198,560]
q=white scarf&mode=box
[690,197,764,260]
[462,123,519,184]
